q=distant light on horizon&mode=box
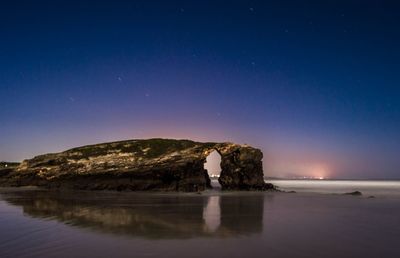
[311,164,330,179]
[269,161,332,179]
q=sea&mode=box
[269,179,400,197]
[0,180,399,258]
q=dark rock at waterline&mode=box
[0,138,274,192]
[344,191,362,196]
[0,162,20,177]
[0,162,20,168]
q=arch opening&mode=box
[203,150,222,189]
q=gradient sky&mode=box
[1,1,400,179]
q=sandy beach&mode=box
[1,181,399,258]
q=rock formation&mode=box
[0,138,274,191]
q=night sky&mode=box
[1,1,400,179]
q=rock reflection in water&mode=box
[1,190,264,239]
[203,196,221,232]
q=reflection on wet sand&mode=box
[203,196,221,232]
[0,190,264,239]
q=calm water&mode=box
[0,180,399,258]
[269,179,400,196]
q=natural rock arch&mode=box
[0,139,274,191]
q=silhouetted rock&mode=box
[0,139,274,192]
[0,162,20,177]
[0,162,20,168]
[344,191,362,196]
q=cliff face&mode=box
[0,139,273,191]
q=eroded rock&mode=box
[344,191,362,196]
[0,138,274,191]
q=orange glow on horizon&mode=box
[310,164,330,179]
[268,160,333,179]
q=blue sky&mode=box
[1,1,400,179]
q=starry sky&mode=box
[1,1,400,179]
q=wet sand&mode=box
[0,182,399,258]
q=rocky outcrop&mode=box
[0,162,20,178]
[0,138,274,191]
[344,191,362,196]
